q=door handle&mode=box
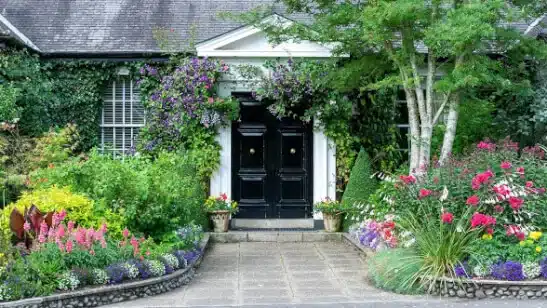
[290,148,296,154]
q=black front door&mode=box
[232,94,313,219]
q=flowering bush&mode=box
[204,193,238,214]
[353,218,397,250]
[137,57,238,177]
[0,213,205,302]
[314,197,346,215]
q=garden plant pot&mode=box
[210,210,230,232]
[323,212,342,232]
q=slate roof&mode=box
[0,0,542,55]
[0,0,311,55]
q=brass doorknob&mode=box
[290,148,296,154]
[249,148,255,155]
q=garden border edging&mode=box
[432,276,547,300]
[342,233,547,300]
[0,234,210,308]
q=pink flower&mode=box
[38,234,46,243]
[90,249,95,256]
[23,222,30,231]
[207,97,214,103]
[223,65,229,72]
[122,228,130,238]
[500,161,512,169]
[526,181,534,188]
[477,141,496,151]
[66,240,73,253]
[494,205,504,213]
[399,175,416,185]
[486,227,494,235]
[493,184,511,199]
[58,209,67,222]
[146,250,151,256]
[40,221,49,236]
[56,225,65,238]
[75,228,86,246]
[441,212,454,224]
[508,197,524,211]
[220,193,228,201]
[419,188,432,198]
[466,195,480,206]
[100,223,107,233]
[516,232,525,241]
[516,167,525,174]
[57,241,64,252]
[471,171,494,190]
[67,221,75,233]
[52,213,60,227]
[505,224,520,236]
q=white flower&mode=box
[523,261,541,279]
[329,100,336,105]
[439,186,448,201]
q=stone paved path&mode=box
[103,242,545,307]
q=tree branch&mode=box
[432,92,452,126]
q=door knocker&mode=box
[290,148,296,154]
[249,148,256,155]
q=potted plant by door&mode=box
[205,193,238,232]
[314,197,345,232]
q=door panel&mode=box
[232,93,312,219]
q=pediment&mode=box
[196,15,336,58]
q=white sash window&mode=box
[100,80,145,154]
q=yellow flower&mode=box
[536,246,542,253]
[482,234,493,240]
[530,231,543,241]
[520,241,526,246]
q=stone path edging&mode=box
[0,234,210,308]
[339,233,547,301]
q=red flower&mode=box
[220,193,228,201]
[516,232,526,241]
[493,184,511,198]
[500,161,512,169]
[399,175,416,185]
[526,181,534,188]
[471,212,496,228]
[419,188,432,198]
[516,167,525,174]
[466,195,480,206]
[505,224,520,236]
[441,212,454,224]
[508,197,524,211]
[486,227,494,235]
[494,205,504,213]
[471,170,494,190]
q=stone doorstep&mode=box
[208,231,344,243]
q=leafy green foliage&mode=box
[367,248,423,294]
[27,124,83,170]
[30,151,207,239]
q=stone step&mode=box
[208,231,343,243]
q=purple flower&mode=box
[129,259,151,279]
[491,261,525,281]
[454,262,470,278]
[540,258,547,278]
[105,263,126,284]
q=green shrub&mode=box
[125,152,207,239]
[27,124,82,170]
[341,148,377,230]
[30,150,207,239]
[367,248,423,294]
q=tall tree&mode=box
[234,0,546,172]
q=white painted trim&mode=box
[525,14,546,37]
[198,50,335,58]
[210,123,232,198]
[312,120,336,220]
[0,14,41,51]
[196,14,340,58]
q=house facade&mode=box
[0,0,544,229]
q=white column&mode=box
[210,123,232,198]
[312,121,336,219]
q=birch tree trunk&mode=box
[439,93,459,164]
[404,87,421,173]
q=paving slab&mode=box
[104,241,520,308]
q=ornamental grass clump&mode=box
[367,248,423,294]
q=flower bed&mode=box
[0,235,209,308]
[0,208,206,304]
[345,138,547,295]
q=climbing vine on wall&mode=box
[135,56,239,180]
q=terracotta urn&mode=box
[209,210,230,232]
